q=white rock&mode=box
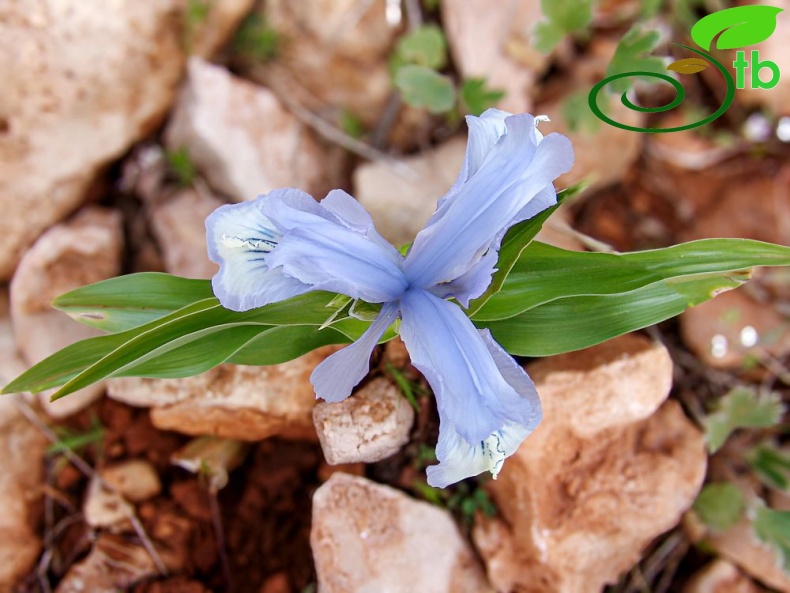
[260,0,400,127]
[84,476,135,530]
[311,473,493,593]
[0,292,48,590]
[150,188,223,279]
[474,334,707,593]
[101,459,162,503]
[442,0,548,114]
[10,208,124,418]
[682,559,762,593]
[107,347,340,441]
[354,137,466,248]
[313,377,414,464]
[0,0,184,280]
[165,57,332,202]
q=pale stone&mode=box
[101,459,162,503]
[55,534,169,593]
[442,0,549,114]
[84,476,135,530]
[474,334,707,593]
[107,348,339,441]
[680,285,790,369]
[259,0,399,127]
[164,57,332,202]
[150,188,223,279]
[311,473,493,593]
[313,377,414,464]
[704,517,790,593]
[10,208,124,418]
[682,560,763,593]
[353,137,466,247]
[0,293,48,590]
[0,0,185,280]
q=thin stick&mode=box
[12,397,168,577]
[208,487,232,593]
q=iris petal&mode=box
[404,115,573,289]
[205,198,312,311]
[264,192,408,303]
[311,302,400,402]
[398,288,537,443]
[426,328,541,487]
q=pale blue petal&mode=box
[423,109,512,229]
[404,115,573,289]
[206,199,312,311]
[398,288,537,443]
[319,189,402,256]
[264,192,408,303]
[311,302,399,402]
[429,248,498,308]
[426,328,542,487]
[426,419,533,488]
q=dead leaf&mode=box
[667,57,709,74]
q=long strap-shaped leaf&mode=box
[473,239,790,322]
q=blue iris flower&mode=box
[206,109,574,487]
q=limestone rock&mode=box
[10,208,124,418]
[354,137,466,247]
[55,534,167,593]
[313,377,414,464]
[680,285,790,369]
[101,459,162,503]
[84,476,135,530]
[150,188,223,279]
[107,348,340,441]
[0,293,48,590]
[704,517,790,593]
[442,0,549,114]
[0,0,184,280]
[165,57,333,202]
[311,473,492,593]
[474,334,707,593]
[256,0,399,128]
[682,560,764,593]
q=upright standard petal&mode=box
[398,288,538,444]
[206,197,312,312]
[403,114,573,289]
[311,302,400,402]
[264,192,408,303]
[426,328,542,487]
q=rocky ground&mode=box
[1,1,789,592]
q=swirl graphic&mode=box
[587,45,736,133]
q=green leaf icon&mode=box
[691,5,783,51]
[667,57,709,74]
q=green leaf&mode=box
[475,239,790,322]
[533,0,593,52]
[1,291,364,398]
[232,13,279,61]
[753,502,790,572]
[165,147,198,187]
[748,444,790,491]
[562,88,603,134]
[691,5,783,51]
[693,483,745,531]
[606,27,665,93]
[702,388,785,453]
[465,184,585,318]
[480,271,749,357]
[460,78,505,116]
[53,273,215,332]
[394,65,456,114]
[394,25,448,69]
